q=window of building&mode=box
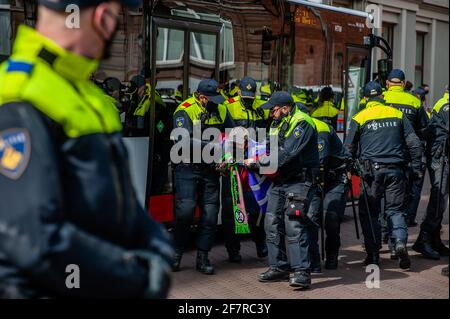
[415,32,425,88]
[0,9,11,63]
[381,23,394,59]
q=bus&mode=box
[120,0,393,224]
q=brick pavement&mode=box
[169,188,449,299]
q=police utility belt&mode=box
[278,167,318,184]
[359,160,404,180]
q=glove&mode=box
[131,250,172,299]
[215,162,229,176]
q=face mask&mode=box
[242,98,254,109]
[206,101,218,111]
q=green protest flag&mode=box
[230,165,250,234]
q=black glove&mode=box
[131,250,172,299]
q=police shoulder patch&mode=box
[0,128,31,180]
[293,126,303,138]
[318,139,325,152]
[176,116,185,128]
[228,98,236,104]
[182,102,192,107]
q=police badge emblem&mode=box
[176,117,185,128]
[293,126,302,138]
[0,129,31,180]
[318,139,325,151]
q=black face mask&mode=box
[206,101,218,112]
[242,98,254,109]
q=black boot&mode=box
[442,266,449,277]
[227,250,242,263]
[172,250,183,272]
[364,252,380,266]
[395,241,411,270]
[256,242,268,258]
[431,232,449,257]
[289,271,311,289]
[258,267,290,282]
[196,251,215,275]
[325,252,339,270]
[412,230,441,260]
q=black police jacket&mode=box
[345,99,423,172]
[0,102,174,298]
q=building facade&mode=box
[331,0,449,108]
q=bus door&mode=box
[344,44,371,199]
[146,17,221,224]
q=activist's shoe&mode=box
[390,246,398,260]
[289,271,311,289]
[442,266,449,277]
[258,267,290,282]
[395,241,411,270]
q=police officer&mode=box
[311,87,340,130]
[296,103,351,271]
[0,0,172,298]
[383,69,429,228]
[171,79,227,275]
[345,81,423,269]
[221,76,268,262]
[252,92,320,289]
[413,85,449,260]
[310,117,351,270]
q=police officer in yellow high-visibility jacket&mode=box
[311,87,340,130]
[296,103,351,271]
[383,69,429,228]
[0,0,172,299]
[171,80,229,275]
[345,81,422,269]
[221,77,268,263]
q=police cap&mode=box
[261,91,294,110]
[239,77,257,99]
[388,69,406,83]
[38,0,141,11]
[413,87,427,99]
[364,81,383,99]
[197,79,225,105]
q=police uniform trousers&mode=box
[221,176,266,254]
[173,164,220,252]
[265,178,319,272]
[406,161,426,222]
[359,166,408,253]
[421,155,449,234]
[309,170,348,266]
